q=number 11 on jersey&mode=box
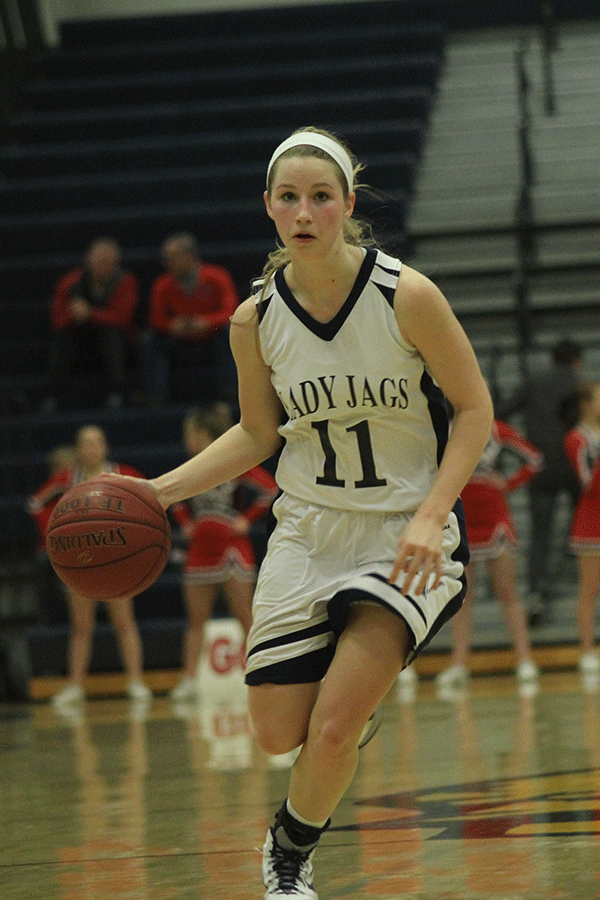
[312,419,387,489]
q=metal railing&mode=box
[512,1,558,379]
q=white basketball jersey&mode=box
[256,248,450,513]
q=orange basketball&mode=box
[46,475,171,601]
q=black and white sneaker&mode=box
[262,827,318,899]
[358,706,383,749]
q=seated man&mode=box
[43,237,139,411]
[140,232,239,405]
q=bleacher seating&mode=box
[0,0,445,682]
[0,0,444,404]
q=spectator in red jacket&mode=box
[139,232,239,406]
[42,237,139,412]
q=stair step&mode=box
[1,119,426,177]
[411,223,600,269]
[411,190,600,231]
[56,1,440,47]
[13,86,432,144]
[36,21,444,79]
[25,53,440,111]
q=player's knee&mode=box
[308,711,359,761]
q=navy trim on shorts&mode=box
[368,573,428,625]
[412,571,466,660]
[451,495,470,566]
[245,646,334,685]
[328,564,468,665]
[245,619,331,660]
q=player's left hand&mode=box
[389,513,443,595]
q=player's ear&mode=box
[344,191,356,219]
[264,190,275,220]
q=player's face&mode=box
[163,244,196,279]
[264,156,355,256]
[87,245,120,284]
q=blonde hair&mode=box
[260,126,375,301]
[74,424,108,447]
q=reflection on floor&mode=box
[2,669,600,899]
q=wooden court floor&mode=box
[2,669,600,900]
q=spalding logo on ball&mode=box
[46,475,171,601]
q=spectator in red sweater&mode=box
[139,232,239,406]
[42,237,139,412]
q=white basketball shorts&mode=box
[245,493,468,685]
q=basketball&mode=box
[46,475,171,601]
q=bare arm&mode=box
[390,265,494,593]
[150,298,284,508]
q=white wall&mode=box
[37,0,380,45]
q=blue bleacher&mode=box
[22,55,441,115]
[35,20,446,80]
[57,1,442,46]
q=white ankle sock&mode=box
[286,798,329,830]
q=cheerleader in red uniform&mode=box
[436,419,542,689]
[564,381,600,675]
[28,425,152,708]
[169,406,278,701]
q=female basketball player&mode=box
[564,381,600,677]
[169,404,277,701]
[28,425,152,708]
[112,127,493,899]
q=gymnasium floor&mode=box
[2,667,600,900]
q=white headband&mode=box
[266,132,354,192]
